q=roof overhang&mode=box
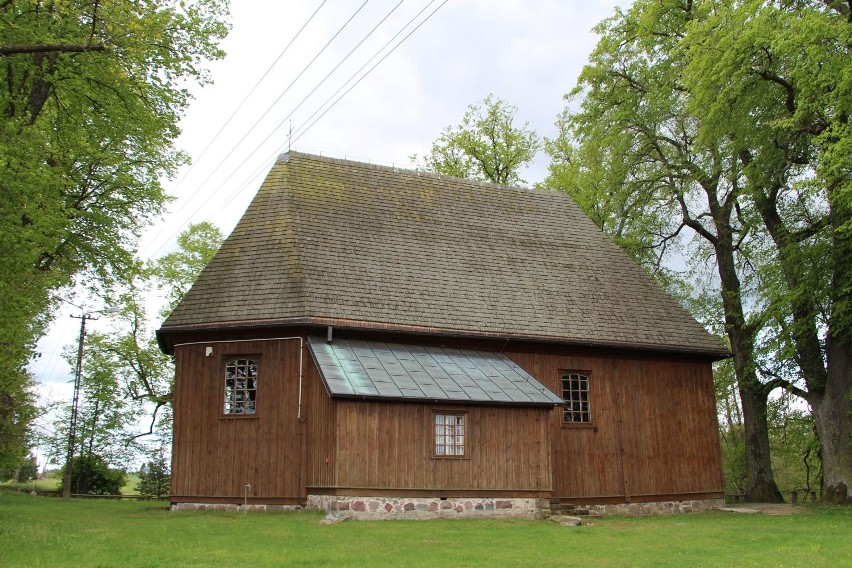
[306,336,565,408]
[157,317,731,360]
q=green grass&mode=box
[0,492,849,567]
[121,474,141,495]
[3,472,140,495]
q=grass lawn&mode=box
[0,492,849,567]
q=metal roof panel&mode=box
[308,336,563,407]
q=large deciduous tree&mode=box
[682,0,852,504]
[546,0,851,502]
[83,223,224,444]
[0,1,229,469]
[412,94,541,186]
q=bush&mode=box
[57,454,125,495]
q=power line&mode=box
[185,0,413,220]
[144,0,370,259]
[238,0,420,173]
[165,0,328,204]
[192,1,449,225]
[146,1,449,258]
[291,0,449,146]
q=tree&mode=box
[546,0,851,502]
[0,370,38,476]
[545,0,787,501]
[82,223,224,442]
[0,0,229,468]
[412,94,541,186]
[136,453,170,499]
[681,0,852,504]
[0,453,36,483]
[152,221,224,317]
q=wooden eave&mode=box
[156,316,731,361]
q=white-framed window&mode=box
[561,371,591,423]
[224,358,258,415]
[434,413,466,457]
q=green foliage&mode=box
[548,0,852,500]
[152,221,224,317]
[0,0,229,469]
[68,223,223,452]
[0,370,38,475]
[412,94,541,186]
[715,359,748,495]
[0,454,37,483]
[135,454,170,499]
[57,454,125,495]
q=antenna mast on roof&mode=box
[288,120,292,152]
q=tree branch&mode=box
[0,44,105,56]
[757,69,796,114]
[675,191,718,244]
[761,375,809,401]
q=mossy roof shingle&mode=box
[159,152,727,357]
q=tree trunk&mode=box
[736,361,784,502]
[814,333,852,503]
[707,183,784,503]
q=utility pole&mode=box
[62,312,90,499]
[61,307,118,499]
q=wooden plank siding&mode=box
[169,329,722,505]
[170,339,304,504]
[505,350,724,502]
[303,353,336,489]
[318,401,552,495]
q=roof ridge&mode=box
[277,150,551,195]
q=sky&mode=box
[28,0,625,456]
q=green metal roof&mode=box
[307,336,564,406]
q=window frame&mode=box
[560,370,593,428]
[221,355,261,418]
[431,410,469,459]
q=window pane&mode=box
[561,372,590,423]
[224,358,259,415]
[435,414,466,457]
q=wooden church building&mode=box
[157,152,728,518]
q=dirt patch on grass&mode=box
[728,503,803,515]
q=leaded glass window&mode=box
[224,358,258,415]
[434,413,465,456]
[561,371,590,423]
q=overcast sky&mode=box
[30,0,625,440]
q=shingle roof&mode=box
[307,336,565,407]
[159,152,727,357]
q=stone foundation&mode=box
[170,497,724,518]
[170,503,304,513]
[307,495,544,520]
[566,498,725,517]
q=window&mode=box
[224,358,258,415]
[561,371,590,423]
[434,413,466,456]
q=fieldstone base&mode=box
[170,497,724,518]
[307,495,543,520]
[579,498,724,517]
[170,503,303,513]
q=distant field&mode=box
[2,472,142,495]
[0,492,849,567]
